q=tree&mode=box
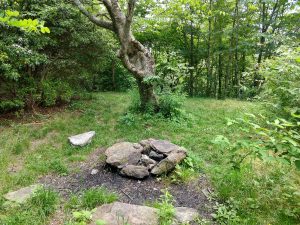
[73,0,158,110]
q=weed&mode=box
[153,189,175,225]
[211,199,240,224]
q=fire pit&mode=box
[105,139,187,179]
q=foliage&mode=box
[157,92,186,119]
[211,199,241,224]
[171,154,203,183]
[260,46,300,117]
[0,10,50,33]
[153,189,175,225]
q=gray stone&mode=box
[150,140,183,155]
[139,139,153,154]
[151,150,187,175]
[105,142,143,168]
[140,154,157,166]
[4,184,41,204]
[120,165,149,179]
[91,169,99,175]
[149,151,164,160]
[173,207,199,224]
[68,131,95,147]
[91,202,158,225]
[90,202,198,225]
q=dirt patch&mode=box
[40,148,215,220]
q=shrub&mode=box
[260,46,300,118]
[158,92,186,119]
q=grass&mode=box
[0,92,299,224]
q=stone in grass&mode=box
[68,131,96,147]
[151,150,187,175]
[120,165,149,179]
[105,142,143,168]
[173,207,199,224]
[90,202,199,225]
[91,202,158,225]
[3,184,41,204]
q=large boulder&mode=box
[90,202,199,225]
[151,150,187,175]
[3,184,41,204]
[105,142,143,168]
[120,165,149,179]
[68,131,95,147]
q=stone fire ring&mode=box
[105,139,187,179]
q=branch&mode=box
[73,0,114,31]
[124,0,136,35]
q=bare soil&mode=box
[40,147,216,220]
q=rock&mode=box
[173,207,199,224]
[105,142,143,168]
[3,184,41,204]
[120,165,149,179]
[151,150,187,175]
[91,169,99,175]
[68,131,95,147]
[150,140,182,155]
[139,139,152,154]
[91,202,158,225]
[90,202,198,225]
[149,151,164,160]
[140,154,157,166]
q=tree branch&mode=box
[73,0,114,31]
[124,0,136,35]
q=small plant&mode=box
[71,209,94,225]
[29,187,59,217]
[81,187,118,209]
[211,199,240,224]
[158,92,186,119]
[153,189,175,225]
[118,112,136,126]
[171,154,203,183]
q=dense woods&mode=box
[0,1,300,225]
[1,0,299,112]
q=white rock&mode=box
[68,131,95,147]
[91,169,99,175]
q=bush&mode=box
[260,46,300,117]
[158,92,186,119]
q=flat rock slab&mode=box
[120,165,149,179]
[3,184,41,204]
[91,202,158,225]
[68,131,95,147]
[90,202,199,225]
[150,140,183,155]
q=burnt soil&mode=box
[40,147,216,220]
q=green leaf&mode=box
[41,27,50,34]
[295,160,300,170]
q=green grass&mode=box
[0,92,299,224]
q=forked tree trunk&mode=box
[73,0,158,111]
